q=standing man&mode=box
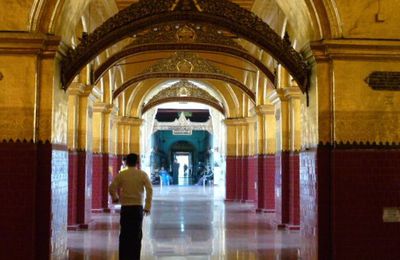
[109,153,153,260]
[172,159,180,185]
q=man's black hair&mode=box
[125,153,138,167]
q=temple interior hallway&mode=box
[68,186,300,259]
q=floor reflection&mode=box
[68,186,300,259]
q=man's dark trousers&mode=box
[119,205,144,260]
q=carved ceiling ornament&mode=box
[144,51,230,76]
[153,113,213,135]
[113,51,255,102]
[130,22,243,49]
[61,0,309,93]
[93,43,275,85]
[141,80,225,114]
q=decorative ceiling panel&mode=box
[116,0,255,10]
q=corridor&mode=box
[68,186,300,259]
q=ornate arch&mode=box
[61,0,309,92]
[113,73,255,103]
[93,21,276,84]
[141,80,225,114]
[113,51,256,102]
[94,44,275,85]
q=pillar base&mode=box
[263,209,276,213]
[224,199,235,202]
[286,224,300,231]
[277,223,287,230]
[67,225,80,231]
[91,208,111,213]
[67,223,90,230]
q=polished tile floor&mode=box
[68,186,300,259]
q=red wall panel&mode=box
[289,152,300,227]
[275,151,290,226]
[225,156,237,201]
[236,157,243,201]
[92,153,104,209]
[68,151,78,226]
[0,141,53,260]
[331,149,400,260]
[256,155,265,210]
[241,156,248,202]
[247,156,257,202]
[264,155,276,212]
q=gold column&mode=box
[255,104,275,155]
[67,82,84,150]
[116,117,143,155]
[128,118,143,155]
[67,83,99,151]
[92,103,112,153]
[269,89,289,152]
[224,120,234,157]
[245,117,257,156]
[285,88,302,151]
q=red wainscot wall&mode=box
[275,151,290,228]
[300,143,400,260]
[256,155,265,211]
[225,156,238,201]
[288,152,300,230]
[68,149,92,229]
[241,156,248,202]
[300,145,331,260]
[246,155,258,203]
[257,154,276,213]
[236,156,243,201]
[331,145,400,260]
[264,154,276,212]
[92,153,110,212]
[0,140,68,260]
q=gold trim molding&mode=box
[255,104,274,115]
[116,116,143,126]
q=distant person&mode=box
[172,159,180,185]
[159,167,170,186]
[109,153,153,260]
[120,156,127,171]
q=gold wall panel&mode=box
[336,0,400,39]
[300,62,320,148]
[333,59,400,143]
[0,55,36,140]
[52,56,68,145]
[92,110,103,153]
[38,57,56,142]
[0,0,32,31]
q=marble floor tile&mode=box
[68,186,300,259]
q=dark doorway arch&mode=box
[61,0,309,92]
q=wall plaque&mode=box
[383,207,400,223]
[365,71,400,90]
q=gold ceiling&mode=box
[116,0,255,10]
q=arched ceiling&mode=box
[60,0,309,93]
[112,51,256,102]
